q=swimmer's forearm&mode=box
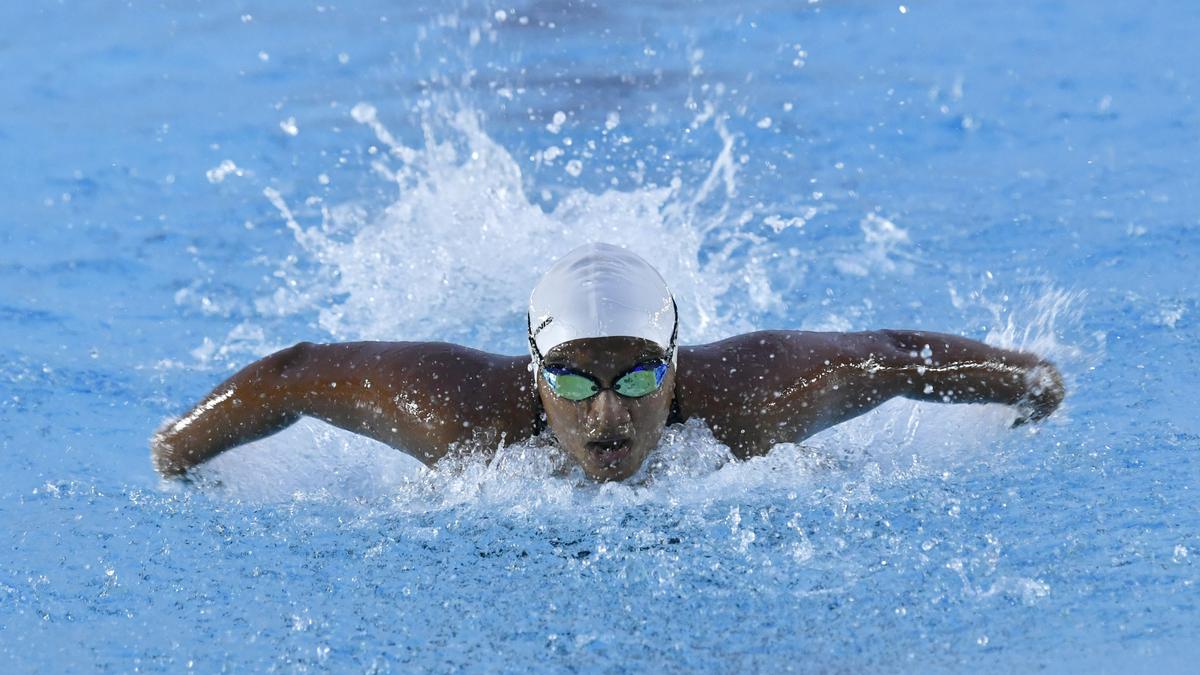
[876,330,1064,421]
[151,344,309,476]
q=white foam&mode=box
[249,103,756,353]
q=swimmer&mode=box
[152,243,1065,482]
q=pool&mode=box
[2,0,1198,671]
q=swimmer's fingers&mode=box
[1012,361,1065,427]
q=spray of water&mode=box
[254,100,759,353]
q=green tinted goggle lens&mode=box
[547,372,599,400]
[613,368,661,397]
[543,362,668,401]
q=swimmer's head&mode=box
[528,243,678,481]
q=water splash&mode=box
[833,213,918,277]
[253,99,761,354]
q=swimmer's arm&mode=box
[814,329,1065,427]
[696,329,1064,457]
[151,342,534,477]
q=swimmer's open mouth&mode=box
[586,438,632,466]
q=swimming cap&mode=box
[528,243,677,360]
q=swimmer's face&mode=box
[537,337,675,482]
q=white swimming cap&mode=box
[528,243,676,359]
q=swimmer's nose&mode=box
[588,389,633,434]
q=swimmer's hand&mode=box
[1011,361,1065,427]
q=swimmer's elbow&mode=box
[275,341,316,371]
[873,329,935,362]
[256,341,319,390]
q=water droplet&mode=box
[1173,544,1189,563]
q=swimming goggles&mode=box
[541,360,670,401]
[527,298,678,402]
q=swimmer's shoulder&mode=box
[283,340,530,413]
[675,330,844,422]
[674,330,808,412]
[678,330,833,372]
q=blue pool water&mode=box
[2,0,1198,671]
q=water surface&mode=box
[2,1,1198,671]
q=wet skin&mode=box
[152,330,1065,481]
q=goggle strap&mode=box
[527,313,547,366]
